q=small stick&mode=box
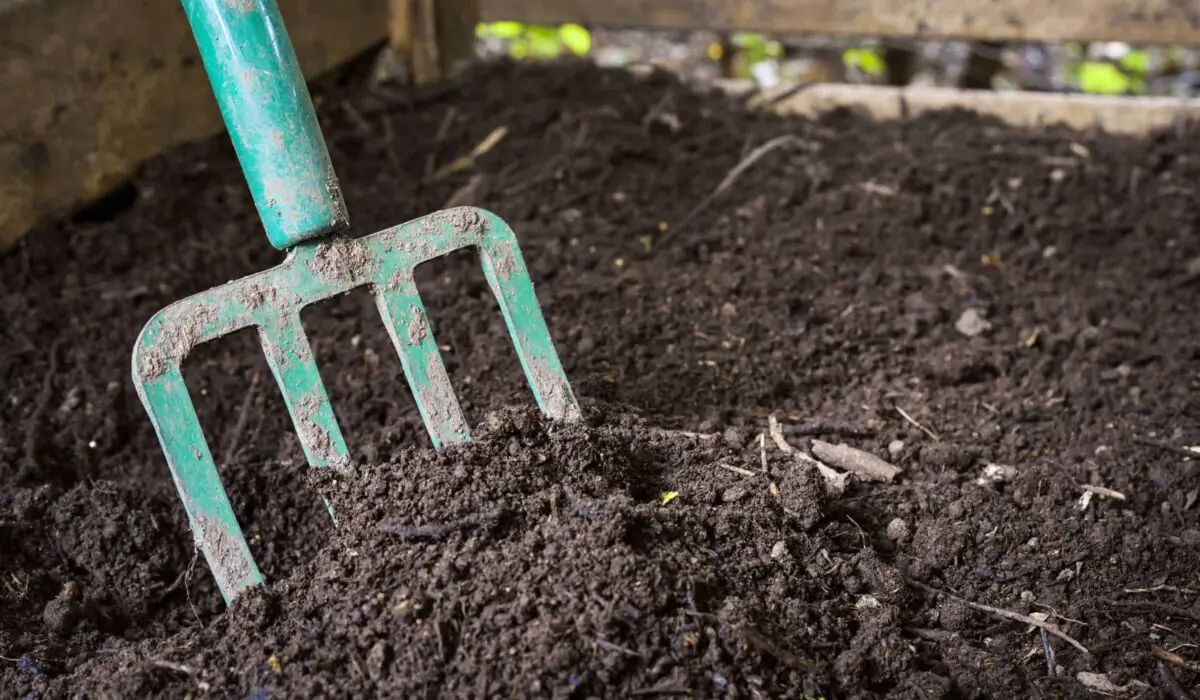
[220,370,260,466]
[427,126,508,182]
[631,686,691,697]
[150,659,199,675]
[1040,628,1056,676]
[908,578,1089,654]
[1153,646,1200,673]
[1133,436,1200,460]
[595,638,642,657]
[1110,599,1200,624]
[1124,586,1199,595]
[810,440,901,483]
[717,463,756,477]
[668,135,799,238]
[896,406,941,442]
[1079,484,1126,501]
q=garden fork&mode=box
[131,0,580,604]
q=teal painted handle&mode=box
[180,0,349,250]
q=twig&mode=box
[595,638,642,657]
[1153,646,1200,673]
[647,427,719,441]
[1156,661,1196,700]
[426,126,508,182]
[1040,628,1056,676]
[1109,599,1200,624]
[1124,586,1199,596]
[668,135,799,238]
[717,463,756,477]
[220,370,260,466]
[895,406,941,442]
[22,340,62,477]
[1079,484,1126,501]
[184,544,204,628]
[423,106,459,177]
[810,439,901,483]
[733,623,815,668]
[150,659,199,675]
[1133,436,1200,460]
[631,686,691,696]
[907,578,1089,654]
[382,509,504,541]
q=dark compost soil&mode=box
[2,58,1200,699]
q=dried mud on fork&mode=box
[2,59,1200,698]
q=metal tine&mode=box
[374,274,471,448]
[258,311,352,470]
[474,220,582,423]
[138,363,265,600]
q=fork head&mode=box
[132,207,580,603]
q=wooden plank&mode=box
[386,0,479,86]
[757,83,1200,136]
[0,0,389,251]
[480,0,1200,45]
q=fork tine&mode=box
[259,312,351,471]
[136,364,264,600]
[374,274,471,448]
[476,217,582,423]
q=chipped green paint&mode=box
[133,207,581,603]
[133,0,579,606]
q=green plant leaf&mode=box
[1119,49,1150,75]
[485,21,526,39]
[843,47,885,77]
[558,24,591,56]
[1077,61,1130,94]
[732,32,764,50]
[527,27,562,59]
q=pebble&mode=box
[887,439,904,457]
[954,308,991,337]
[722,486,746,503]
[885,518,910,541]
[770,541,787,559]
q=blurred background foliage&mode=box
[475,21,1200,97]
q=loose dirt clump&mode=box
[2,58,1199,698]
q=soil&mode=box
[3,57,1200,699]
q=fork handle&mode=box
[181,0,349,250]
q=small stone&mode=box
[770,541,787,559]
[885,518,910,541]
[719,302,738,320]
[954,308,991,337]
[722,486,747,503]
[577,335,596,353]
[887,439,904,457]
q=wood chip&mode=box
[810,440,901,482]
